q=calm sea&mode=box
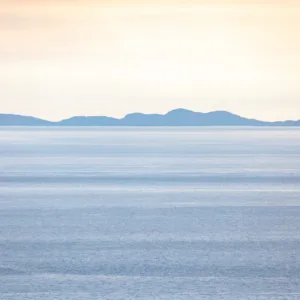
[0,127,300,300]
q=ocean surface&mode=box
[0,127,300,300]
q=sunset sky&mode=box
[1,1,300,121]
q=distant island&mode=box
[0,109,299,126]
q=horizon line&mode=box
[0,108,299,123]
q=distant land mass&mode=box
[0,109,299,126]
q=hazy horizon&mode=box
[1,1,300,121]
[1,107,300,123]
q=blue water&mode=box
[0,127,300,299]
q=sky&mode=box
[0,0,300,121]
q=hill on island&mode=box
[0,109,299,126]
[0,114,52,126]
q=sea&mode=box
[0,127,300,300]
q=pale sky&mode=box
[0,0,300,121]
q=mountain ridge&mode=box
[0,109,299,126]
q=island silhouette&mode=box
[0,109,299,126]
